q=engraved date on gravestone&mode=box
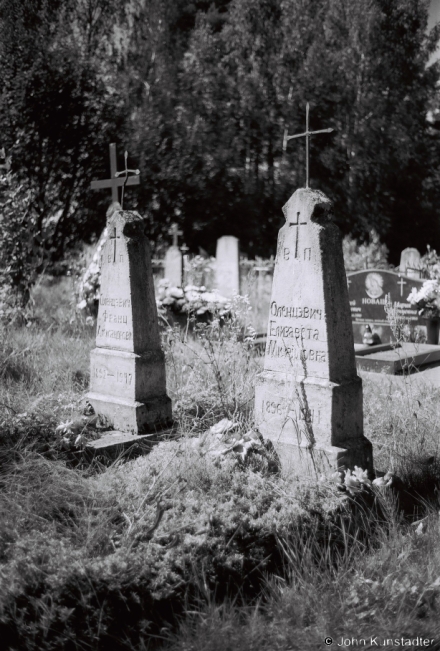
[94,367,133,385]
[260,398,321,425]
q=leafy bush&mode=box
[343,230,390,272]
[0,174,43,317]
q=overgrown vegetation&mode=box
[0,281,440,649]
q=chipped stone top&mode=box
[282,188,332,225]
[95,210,162,355]
[264,188,357,384]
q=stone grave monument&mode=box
[164,223,183,287]
[399,247,422,278]
[255,104,372,477]
[215,236,240,298]
[347,269,425,344]
[87,208,172,434]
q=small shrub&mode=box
[343,230,390,272]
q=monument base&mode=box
[87,392,172,433]
[255,371,373,477]
[273,438,373,479]
[88,347,172,433]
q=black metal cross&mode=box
[283,103,334,189]
[90,143,140,204]
[169,223,183,247]
[115,150,140,209]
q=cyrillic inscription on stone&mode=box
[88,209,172,433]
[96,222,134,350]
[265,301,327,376]
[255,187,373,477]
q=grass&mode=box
[169,510,440,650]
[0,277,440,649]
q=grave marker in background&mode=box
[255,188,373,477]
[88,209,172,432]
[215,236,240,298]
[164,223,183,287]
[399,247,422,279]
[348,269,425,344]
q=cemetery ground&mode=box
[1,280,440,650]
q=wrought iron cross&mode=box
[169,223,183,247]
[283,103,334,189]
[90,143,140,205]
[115,150,140,209]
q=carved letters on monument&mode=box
[88,210,172,433]
[255,188,373,477]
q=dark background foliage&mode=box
[1,0,440,300]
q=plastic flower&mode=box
[407,279,440,315]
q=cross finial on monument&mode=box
[168,223,183,247]
[283,103,334,189]
[90,143,140,205]
[115,150,140,209]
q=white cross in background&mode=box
[397,276,407,297]
[169,223,183,247]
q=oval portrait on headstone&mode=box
[365,272,384,299]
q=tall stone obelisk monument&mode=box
[88,209,172,433]
[255,105,372,476]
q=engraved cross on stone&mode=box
[90,143,140,204]
[397,276,407,297]
[290,211,307,259]
[110,226,120,263]
[169,223,183,247]
[283,103,334,188]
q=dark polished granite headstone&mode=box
[347,269,425,344]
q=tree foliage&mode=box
[1,0,440,302]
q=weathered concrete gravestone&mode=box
[164,223,183,287]
[255,188,373,477]
[88,209,172,433]
[399,247,421,278]
[216,236,240,298]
